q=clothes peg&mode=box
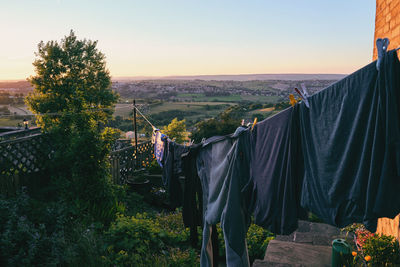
[300,83,310,108]
[289,94,298,107]
[294,85,310,108]
[376,38,390,70]
[251,117,257,131]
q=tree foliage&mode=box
[190,107,241,142]
[26,30,119,224]
[162,118,188,144]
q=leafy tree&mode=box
[191,107,241,142]
[162,118,188,144]
[26,30,119,224]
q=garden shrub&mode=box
[147,159,163,174]
[119,189,154,216]
[216,222,275,263]
[343,223,400,266]
[362,234,400,266]
[0,189,105,266]
[246,223,275,262]
[102,212,199,266]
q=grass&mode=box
[0,118,25,127]
[114,104,133,117]
[241,95,281,102]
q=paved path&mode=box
[7,105,31,115]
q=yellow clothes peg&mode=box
[251,117,258,131]
[289,94,298,107]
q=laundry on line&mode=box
[143,49,400,267]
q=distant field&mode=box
[0,99,280,129]
[114,102,233,118]
[0,118,24,127]
[176,93,281,103]
[114,104,133,117]
[241,95,281,102]
[147,102,232,114]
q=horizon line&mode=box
[0,72,349,83]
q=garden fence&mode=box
[0,127,154,194]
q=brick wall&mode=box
[374,0,400,239]
[372,0,400,60]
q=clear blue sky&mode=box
[0,0,376,80]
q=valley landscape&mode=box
[0,74,343,131]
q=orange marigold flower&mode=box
[365,255,372,262]
[352,251,357,257]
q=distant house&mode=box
[125,131,135,139]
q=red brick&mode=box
[373,0,400,60]
[392,26,400,37]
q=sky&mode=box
[0,0,376,80]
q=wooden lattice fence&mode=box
[0,127,154,193]
[0,128,50,195]
[109,141,154,185]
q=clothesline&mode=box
[153,49,400,267]
[133,104,157,130]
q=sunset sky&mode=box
[0,0,376,80]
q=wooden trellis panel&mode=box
[109,141,154,185]
[0,127,154,192]
[0,133,49,177]
[0,131,51,195]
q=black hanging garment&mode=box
[246,107,306,235]
[299,50,400,231]
[162,140,189,209]
[181,143,204,247]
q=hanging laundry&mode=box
[196,128,251,267]
[299,49,400,231]
[181,143,204,247]
[246,107,306,235]
[162,140,189,209]
[153,130,166,167]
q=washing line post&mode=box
[133,99,138,156]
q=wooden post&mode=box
[133,99,138,156]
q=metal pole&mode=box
[133,99,138,156]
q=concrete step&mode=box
[275,220,341,244]
[293,231,339,246]
[263,240,332,267]
[309,222,340,236]
[275,231,340,246]
[252,259,302,267]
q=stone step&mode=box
[294,231,339,246]
[275,220,341,244]
[252,259,302,267]
[309,222,340,236]
[276,231,340,246]
[263,240,332,267]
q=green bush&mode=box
[216,222,275,264]
[0,189,105,266]
[246,223,275,262]
[147,159,163,174]
[102,212,199,266]
[121,190,154,216]
[362,234,400,266]
[342,224,400,266]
